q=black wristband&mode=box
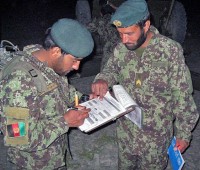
[79,94,89,103]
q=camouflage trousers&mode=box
[117,149,168,170]
[116,118,169,170]
[7,161,67,170]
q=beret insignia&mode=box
[111,0,149,27]
[113,20,122,27]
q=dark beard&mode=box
[125,29,147,51]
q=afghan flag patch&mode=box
[7,122,26,137]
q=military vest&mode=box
[0,43,47,135]
[0,44,47,93]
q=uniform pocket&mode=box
[149,61,170,94]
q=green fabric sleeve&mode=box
[0,70,69,151]
[171,45,199,142]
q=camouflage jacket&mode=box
[87,14,120,70]
[87,14,119,44]
[0,52,81,169]
[95,26,199,142]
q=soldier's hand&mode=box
[91,79,108,99]
[64,106,90,127]
[176,138,190,153]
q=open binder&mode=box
[79,85,141,133]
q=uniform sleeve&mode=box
[0,70,69,151]
[67,83,83,104]
[94,45,123,87]
[170,45,199,142]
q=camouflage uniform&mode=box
[76,0,92,26]
[87,14,120,70]
[94,26,199,169]
[0,50,82,169]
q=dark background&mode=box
[1,0,77,48]
[0,0,199,49]
[0,0,200,77]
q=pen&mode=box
[68,107,78,111]
[75,92,79,106]
[67,107,82,111]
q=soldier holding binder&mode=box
[91,0,199,169]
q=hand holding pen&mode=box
[64,106,90,127]
[63,92,90,127]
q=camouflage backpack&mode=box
[0,40,47,93]
[0,41,49,134]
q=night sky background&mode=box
[0,0,199,49]
[1,0,199,77]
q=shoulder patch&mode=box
[5,107,29,146]
[7,122,26,137]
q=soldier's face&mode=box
[117,24,148,50]
[53,54,81,76]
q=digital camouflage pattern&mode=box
[87,14,120,70]
[95,26,199,169]
[0,48,82,169]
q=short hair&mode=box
[136,14,150,29]
[43,28,57,50]
[43,28,67,54]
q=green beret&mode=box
[50,18,94,58]
[111,0,149,27]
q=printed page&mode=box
[125,107,142,129]
[113,85,142,128]
[113,85,137,109]
[79,91,127,132]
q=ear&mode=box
[51,47,62,58]
[144,20,150,33]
